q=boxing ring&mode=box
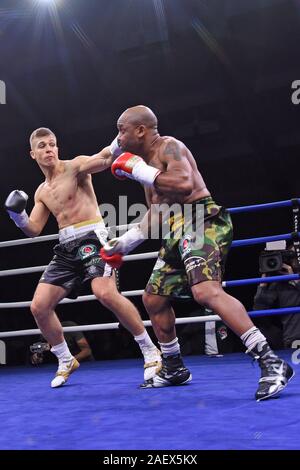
[0,198,300,450]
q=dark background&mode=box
[0,0,300,362]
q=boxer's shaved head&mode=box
[116,105,160,155]
[118,106,157,129]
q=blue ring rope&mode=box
[228,198,300,214]
[249,306,300,318]
[223,273,300,287]
[232,232,300,247]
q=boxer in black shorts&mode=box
[5,127,161,388]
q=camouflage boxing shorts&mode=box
[145,197,233,299]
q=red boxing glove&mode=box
[100,248,124,269]
[111,152,133,181]
[111,152,161,186]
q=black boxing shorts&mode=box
[39,219,112,299]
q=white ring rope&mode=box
[0,233,59,248]
[0,290,144,309]
[0,315,220,338]
[0,224,137,248]
[0,252,159,277]
[0,266,48,277]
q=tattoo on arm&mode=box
[164,141,182,161]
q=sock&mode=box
[134,330,156,351]
[159,337,180,357]
[51,340,73,361]
[240,327,267,351]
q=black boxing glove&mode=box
[5,190,29,228]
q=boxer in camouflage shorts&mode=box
[102,105,294,399]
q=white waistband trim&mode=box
[59,222,108,244]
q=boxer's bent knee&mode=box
[143,292,170,314]
[192,281,223,307]
[92,279,117,306]
[94,288,114,305]
[30,299,53,320]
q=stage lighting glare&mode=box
[36,0,60,5]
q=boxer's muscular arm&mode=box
[73,146,114,176]
[23,187,50,237]
[73,138,123,176]
[154,139,193,196]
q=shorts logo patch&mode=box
[184,256,206,274]
[85,257,101,267]
[218,325,228,340]
[78,244,97,260]
[183,239,189,250]
[179,233,193,257]
[87,265,99,275]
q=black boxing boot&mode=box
[247,342,294,401]
[140,353,192,388]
